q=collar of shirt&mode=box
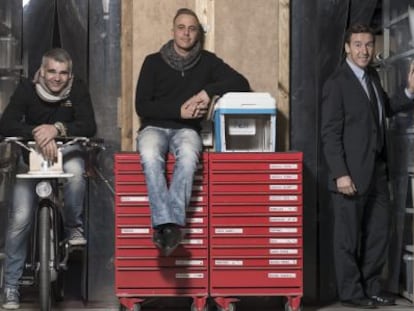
[346,58,365,83]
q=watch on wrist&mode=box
[53,122,67,137]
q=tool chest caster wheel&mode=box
[284,301,302,311]
[218,302,236,311]
[119,303,141,311]
[191,302,208,311]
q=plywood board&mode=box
[121,0,290,151]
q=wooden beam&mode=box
[120,0,134,151]
[195,0,215,52]
[278,0,290,150]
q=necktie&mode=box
[364,72,380,124]
[364,71,384,151]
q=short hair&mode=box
[173,8,201,26]
[344,23,375,44]
[41,48,73,73]
[173,8,205,45]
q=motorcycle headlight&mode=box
[35,181,53,198]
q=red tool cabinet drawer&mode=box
[209,152,302,162]
[115,171,208,183]
[210,237,302,247]
[115,205,150,215]
[117,257,208,268]
[116,246,208,258]
[210,161,302,172]
[116,193,208,206]
[209,269,302,288]
[210,182,302,193]
[116,269,208,289]
[210,194,301,204]
[116,235,208,248]
[115,153,208,171]
[115,173,146,182]
[210,172,301,183]
[210,247,302,258]
[211,226,302,236]
[116,162,207,172]
[211,215,301,226]
[116,227,208,242]
[212,258,302,269]
[209,204,302,215]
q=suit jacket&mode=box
[321,61,414,194]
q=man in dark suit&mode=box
[321,23,414,309]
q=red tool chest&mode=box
[114,153,209,311]
[114,151,303,311]
[209,152,303,311]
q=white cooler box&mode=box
[213,92,276,152]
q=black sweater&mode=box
[135,50,250,132]
[0,77,96,138]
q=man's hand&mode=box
[180,90,210,119]
[336,175,357,196]
[193,90,210,108]
[32,124,58,148]
[39,140,58,161]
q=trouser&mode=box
[4,145,86,289]
[332,160,391,301]
[137,126,202,228]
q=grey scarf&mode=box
[160,40,201,76]
[32,69,73,103]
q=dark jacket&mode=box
[321,61,414,194]
[135,50,250,132]
[0,77,96,138]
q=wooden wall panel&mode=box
[121,0,290,151]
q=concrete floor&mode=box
[5,254,414,311]
[10,296,414,311]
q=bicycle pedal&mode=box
[69,245,86,252]
[19,276,35,286]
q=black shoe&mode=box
[152,230,164,250]
[370,295,396,306]
[162,224,183,256]
[341,298,377,309]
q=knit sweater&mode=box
[0,77,96,138]
[135,50,250,132]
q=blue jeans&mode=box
[137,126,202,228]
[4,145,86,289]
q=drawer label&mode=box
[183,228,203,234]
[269,228,298,233]
[268,273,297,278]
[269,249,299,255]
[190,196,203,202]
[269,184,298,190]
[215,228,243,234]
[120,196,148,202]
[120,228,150,234]
[215,260,244,266]
[269,163,298,170]
[176,273,204,279]
[192,185,203,191]
[269,195,298,201]
[269,259,297,265]
[181,239,203,245]
[269,206,298,212]
[269,238,298,244]
[175,260,204,266]
[270,174,298,180]
[186,206,204,212]
[187,217,203,223]
[269,217,298,223]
